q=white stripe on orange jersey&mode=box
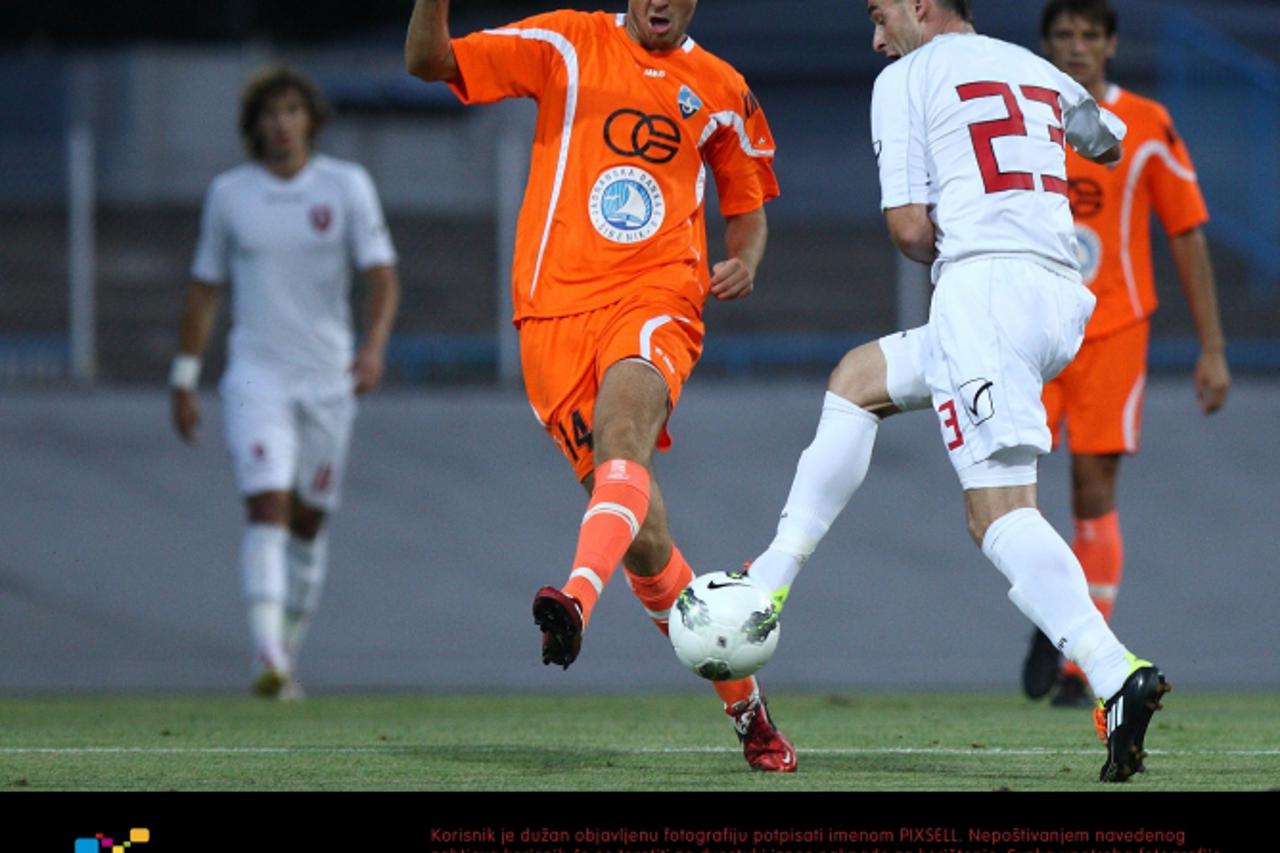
[1121,369,1146,453]
[484,27,580,302]
[1119,140,1200,317]
[699,111,777,158]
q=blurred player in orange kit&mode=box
[1021,0,1231,707]
[405,1,795,771]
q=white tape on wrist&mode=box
[169,354,202,391]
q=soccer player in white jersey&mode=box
[743,0,1169,782]
[170,66,401,699]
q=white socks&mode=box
[982,508,1132,699]
[748,392,879,596]
[284,533,329,664]
[241,523,289,672]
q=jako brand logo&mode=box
[74,828,150,853]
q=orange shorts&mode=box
[1043,320,1149,455]
[519,291,705,481]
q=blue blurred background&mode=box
[3,0,1278,384]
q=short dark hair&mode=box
[936,0,974,24]
[1040,0,1117,39]
[238,65,331,160]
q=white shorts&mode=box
[219,363,357,511]
[880,256,1095,489]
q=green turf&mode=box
[0,691,1276,791]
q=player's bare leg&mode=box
[534,360,666,668]
[531,360,796,770]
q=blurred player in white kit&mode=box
[743,0,1169,782]
[169,65,400,698]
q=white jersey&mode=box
[871,33,1125,274]
[191,154,397,386]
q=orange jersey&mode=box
[1067,86,1208,340]
[448,10,778,323]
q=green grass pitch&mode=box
[1,691,1276,791]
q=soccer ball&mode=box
[668,571,780,681]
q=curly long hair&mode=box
[238,65,331,160]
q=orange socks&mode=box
[1063,510,1124,681]
[624,545,758,711]
[625,545,694,637]
[562,459,650,628]
[714,675,759,711]
[1075,511,1124,621]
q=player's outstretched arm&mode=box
[170,281,222,446]
[1169,226,1230,414]
[406,0,459,82]
[352,264,401,395]
[710,208,768,301]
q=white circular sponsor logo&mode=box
[588,166,665,244]
[1074,223,1102,285]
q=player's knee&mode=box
[1070,457,1120,518]
[290,503,327,540]
[964,482,1039,547]
[1072,487,1115,520]
[827,343,888,410]
[594,423,657,466]
[245,491,289,526]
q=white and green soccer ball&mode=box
[668,571,780,681]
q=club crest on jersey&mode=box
[677,85,702,119]
[1073,223,1102,286]
[309,204,333,233]
[588,166,665,244]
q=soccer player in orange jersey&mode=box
[405,1,795,771]
[1021,0,1231,707]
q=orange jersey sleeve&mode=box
[447,11,564,104]
[447,11,779,323]
[1066,87,1209,339]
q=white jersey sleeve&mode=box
[191,177,231,284]
[1047,64,1127,159]
[871,59,930,210]
[344,165,398,271]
